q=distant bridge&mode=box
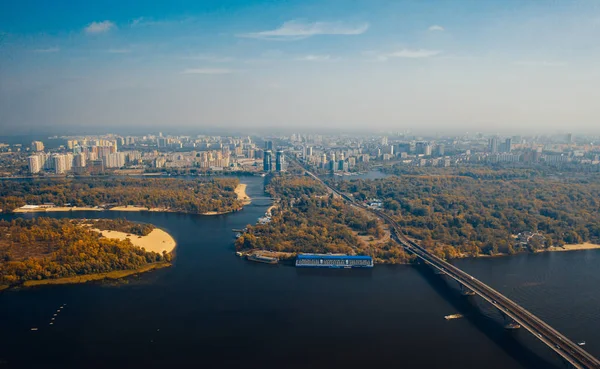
[295,159,600,369]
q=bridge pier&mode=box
[499,311,521,330]
[459,284,476,296]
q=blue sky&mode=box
[1,0,599,134]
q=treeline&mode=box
[236,175,410,263]
[91,218,154,236]
[381,166,544,180]
[0,177,243,214]
[0,217,168,286]
[331,174,600,257]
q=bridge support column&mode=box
[499,311,521,330]
[459,284,475,296]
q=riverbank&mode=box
[21,262,171,287]
[14,206,103,213]
[544,243,600,252]
[202,183,251,215]
[92,226,176,254]
[235,183,251,205]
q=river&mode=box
[0,176,599,369]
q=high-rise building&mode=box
[67,140,78,150]
[103,152,126,168]
[31,141,44,152]
[504,138,512,153]
[28,156,42,173]
[53,155,68,174]
[157,137,168,148]
[265,141,274,151]
[263,150,273,172]
[275,151,285,172]
[436,144,445,157]
[74,153,86,168]
[305,146,313,157]
[488,137,499,153]
[415,142,431,156]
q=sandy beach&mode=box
[94,227,176,254]
[14,206,103,213]
[545,243,600,252]
[109,206,150,212]
[235,183,251,205]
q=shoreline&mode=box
[11,183,252,216]
[235,183,252,205]
[202,183,252,215]
[20,262,172,288]
[91,225,177,254]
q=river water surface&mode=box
[1,176,599,369]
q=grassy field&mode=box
[22,262,171,288]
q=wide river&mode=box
[1,176,599,369]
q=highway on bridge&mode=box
[295,160,600,369]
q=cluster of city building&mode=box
[285,132,600,172]
[24,134,264,175]
[1,131,596,177]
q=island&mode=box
[235,176,413,264]
[0,177,249,215]
[0,217,175,290]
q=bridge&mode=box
[294,160,600,369]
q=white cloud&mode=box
[182,68,235,75]
[238,20,369,40]
[32,47,60,53]
[376,49,442,61]
[107,48,131,54]
[428,25,445,32]
[84,21,115,34]
[513,60,567,67]
[181,54,234,63]
[297,54,332,62]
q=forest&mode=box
[330,174,600,258]
[0,177,243,214]
[236,176,413,263]
[0,217,169,286]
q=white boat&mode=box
[578,341,586,346]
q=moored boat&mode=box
[247,253,278,264]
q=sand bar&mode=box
[94,228,176,254]
[14,206,103,213]
[545,243,600,252]
[235,183,251,205]
[109,206,150,212]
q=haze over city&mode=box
[2,0,600,134]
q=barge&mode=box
[247,253,278,264]
[295,254,373,268]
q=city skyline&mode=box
[2,0,600,133]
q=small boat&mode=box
[30,328,38,331]
[578,341,586,346]
[444,314,463,320]
[235,233,242,238]
[247,253,278,264]
[235,252,243,257]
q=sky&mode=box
[1,0,600,135]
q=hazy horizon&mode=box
[1,0,600,134]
